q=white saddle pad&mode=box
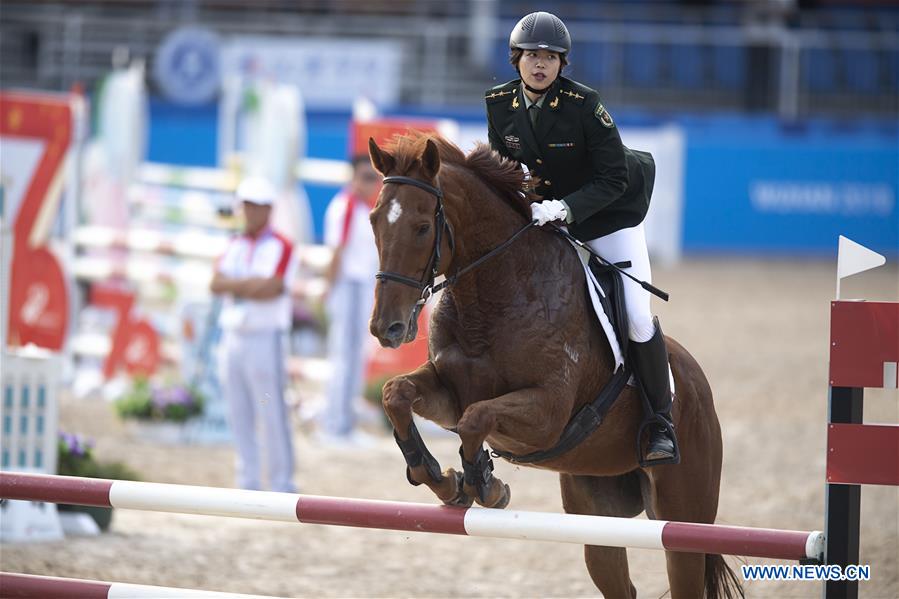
[569,241,625,370]
[568,239,676,396]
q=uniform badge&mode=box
[485,89,513,100]
[594,102,615,128]
[511,96,520,109]
[504,135,521,151]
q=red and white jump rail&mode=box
[0,472,823,561]
[825,300,899,599]
[0,572,279,598]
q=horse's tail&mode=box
[704,554,744,599]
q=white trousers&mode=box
[219,330,295,492]
[586,222,656,343]
[322,279,376,436]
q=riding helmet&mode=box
[509,11,571,55]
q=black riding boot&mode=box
[630,317,679,466]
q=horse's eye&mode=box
[417,224,431,237]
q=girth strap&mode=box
[490,366,631,464]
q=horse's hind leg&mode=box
[560,472,645,599]
[381,362,469,505]
[644,357,737,599]
[647,463,731,599]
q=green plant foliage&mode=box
[57,432,140,481]
[114,378,205,422]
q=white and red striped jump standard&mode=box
[0,472,823,561]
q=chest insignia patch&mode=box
[504,135,521,150]
[594,103,615,128]
[547,142,575,148]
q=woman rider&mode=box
[485,11,677,465]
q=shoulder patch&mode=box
[485,80,518,103]
[559,88,586,104]
[594,102,615,128]
[485,88,515,103]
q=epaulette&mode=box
[556,77,597,106]
[485,80,518,103]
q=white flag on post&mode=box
[836,235,886,299]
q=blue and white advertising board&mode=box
[220,37,403,110]
[683,134,898,256]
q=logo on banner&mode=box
[154,27,221,105]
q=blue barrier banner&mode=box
[683,136,898,255]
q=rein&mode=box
[375,175,535,312]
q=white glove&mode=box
[530,200,568,226]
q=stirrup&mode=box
[637,414,681,468]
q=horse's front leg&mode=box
[381,361,471,506]
[456,387,568,509]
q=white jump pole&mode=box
[0,472,824,561]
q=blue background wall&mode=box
[146,100,898,256]
[681,117,897,256]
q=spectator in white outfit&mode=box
[212,177,297,491]
[319,155,381,445]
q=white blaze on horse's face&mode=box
[387,198,403,224]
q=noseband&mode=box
[375,175,455,308]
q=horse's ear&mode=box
[368,137,395,175]
[420,138,440,181]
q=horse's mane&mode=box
[385,131,532,220]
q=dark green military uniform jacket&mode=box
[485,76,656,241]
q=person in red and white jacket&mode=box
[211,177,297,491]
[319,155,381,446]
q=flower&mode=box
[114,378,205,422]
[58,432,95,461]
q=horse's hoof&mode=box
[442,471,474,508]
[488,483,511,510]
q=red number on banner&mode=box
[1,93,73,350]
[91,285,160,379]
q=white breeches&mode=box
[586,222,656,343]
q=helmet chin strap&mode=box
[523,80,551,95]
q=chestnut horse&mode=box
[367,133,740,599]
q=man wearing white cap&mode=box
[211,177,297,492]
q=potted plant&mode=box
[56,432,140,531]
[114,378,206,443]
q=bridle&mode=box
[375,175,455,309]
[374,174,535,331]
